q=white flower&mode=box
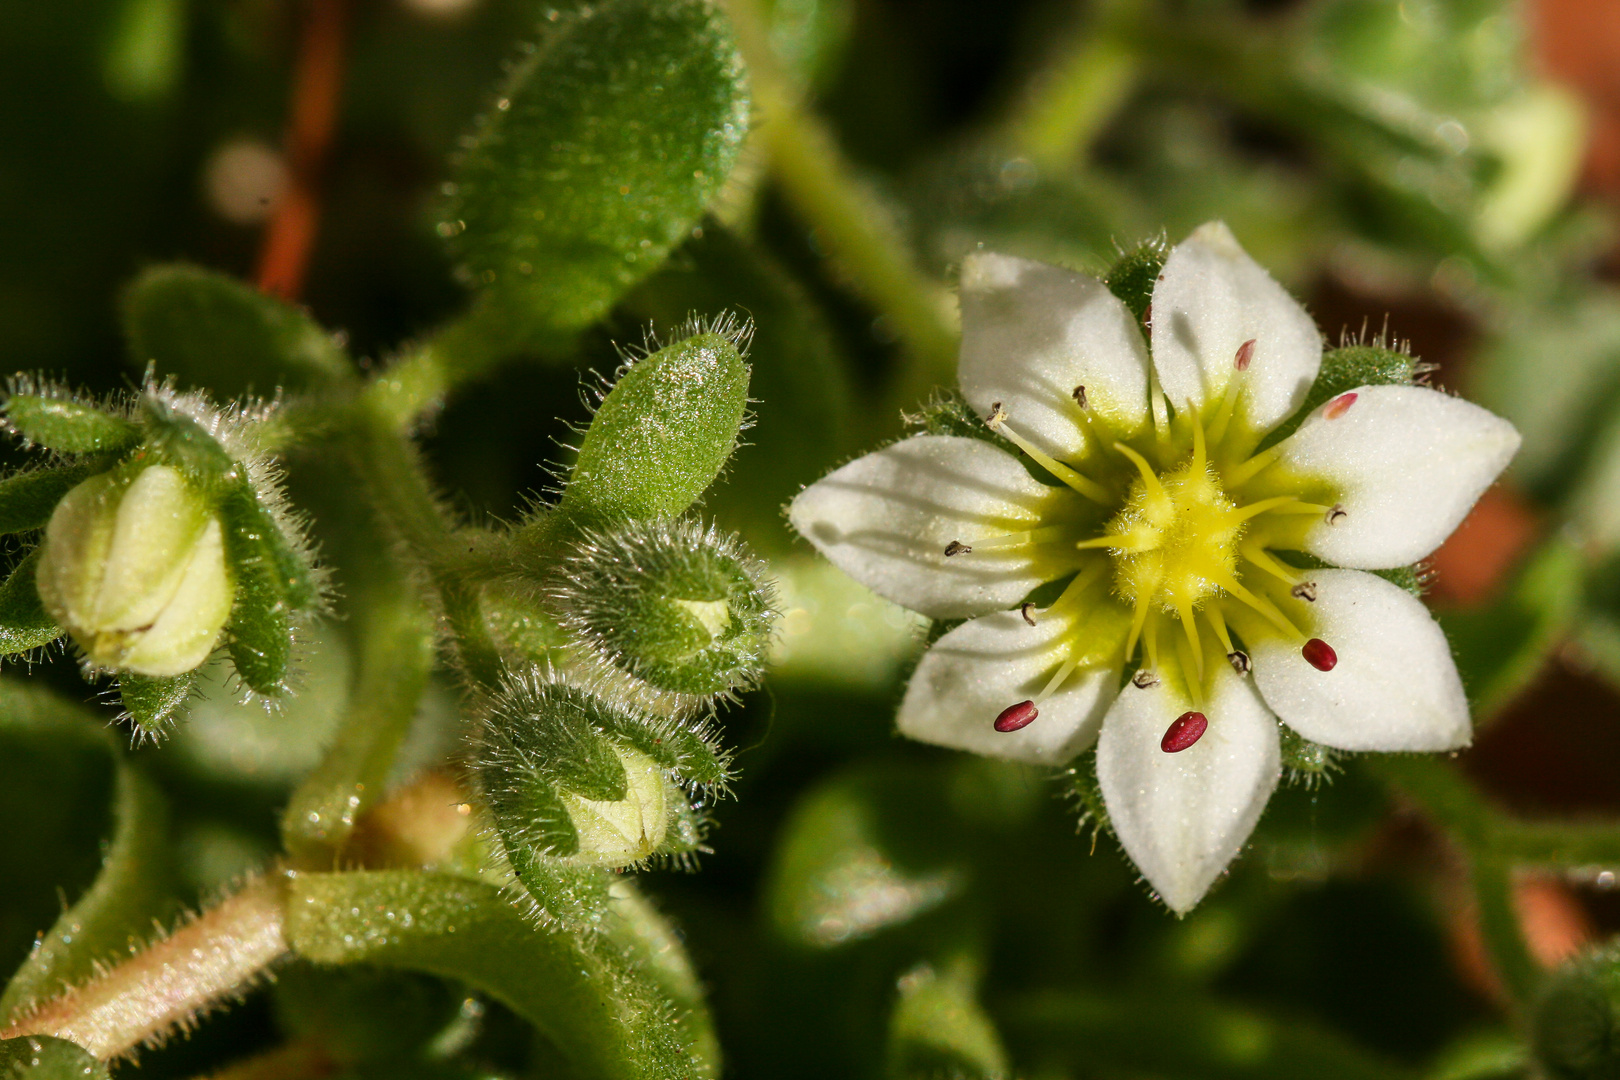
[789,222,1520,913]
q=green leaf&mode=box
[118,671,198,737]
[446,0,749,350]
[2,397,139,456]
[0,549,64,658]
[122,264,351,397]
[0,465,102,536]
[0,1035,108,1079]
[284,870,717,1080]
[560,328,750,524]
[886,957,1009,1080]
[766,765,967,948]
[0,761,170,1024]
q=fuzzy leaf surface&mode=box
[0,465,102,537]
[0,1035,109,1079]
[0,549,63,658]
[118,671,198,737]
[2,398,139,456]
[284,870,716,1080]
[447,0,749,347]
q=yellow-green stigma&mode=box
[1105,457,1243,616]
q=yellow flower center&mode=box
[1106,456,1243,616]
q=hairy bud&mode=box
[475,673,731,880]
[37,464,233,676]
[547,518,776,708]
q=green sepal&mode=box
[559,329,750,524]
[595,710,729,789]
[1103,235,1169,325]
[0,1035,110,1079]
[1262,343,1421,448]
[0,464,104,536]
[138,396,236,487]
[122,263,351,397]
[3,396,140,456]
[1065,747,1112,841]
[1279,726,1341,787]
[216,481,294,695]
[118,671,198,737]
[0,549,64,659]
[446,0,749,349]
[885,957,1010,1080]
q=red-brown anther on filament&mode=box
[1234,338,1256,371]
[994,700,1039,732]
[1302,638,1338,671]
[1324,392,1358,420]
[1161,711,1208,753]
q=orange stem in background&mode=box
[255,0,349,301]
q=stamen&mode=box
[1020,602,1036,626]
[994,700,1039,732]
[1259,501,1336,515]
[1290,581,1318,603]
[1324,392,1358,420]
[1234,338,1256,371]
[1161,711,1208,753]
[1174,632,1204,709]
[1241,544,1302,587]
[1205,603,1235,655]
[960,524,1077,551]
[1174,597,1203,681]
[1224,444,1284,488]
[1036,656,1081,702]
[1132,669,1159,689]
[1231,496,1304,524]
[943,540,972,557]
[1123,575,1155,660]
[1048,558,1110,615]
[1212,571,1303,638]
[985,401,1113,504]
[1143,612,1162,675]
[1191,410,1208,476]
[1072,385,1088,409]
[1325,504,1347,525]
[1076,526,1157,553]
[1227,650,1251,675]
[1302,638,1338,671]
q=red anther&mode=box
[994,700,1039,732]
[1324,392,1358,420]
[1302,638,1338,671]
[1234,338,1256,371]
[1161,711,1208,753]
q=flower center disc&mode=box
[1106,458,1242,613]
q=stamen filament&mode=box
[964,524,1080,551]
[1191,411,1208,476]
[1212,571,1303,638]
[1261,501,1336,515]
[1174,597,1203,681]
[1175,632,1204,709]
[1225,444,1284,488]
[1113,442,1171,515]
[1230,496,1303,523]
[1205,603,1235,655]
[1036,656,1081,702]
[1207,378,1242,447]
[1144,612,1161,674]
[1048,558,1110,615]
[1240,544,1302,586]
[1124,589,1153,662]
[1076,526,1157,553]
[987,411,1113,504]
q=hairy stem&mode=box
[0,876,289,1061]
[1005,6,1139,171]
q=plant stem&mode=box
[1369,756,1541,1011]
[1005,9,1139,172]
[0,876,289,1061]
[720,0,959,413]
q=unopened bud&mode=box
[36,464,232,676]
[548,518,776,706]
[475,674,730,877]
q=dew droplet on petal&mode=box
[1302,638,1338,671]
[994,700,1039,732]
[1234,338,1256,371]
[1161,711,1208,752]
[1324,392,1358,419]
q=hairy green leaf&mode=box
[447,0,749,349]
[0,1035,108,1079]
[118,671,197,737]
[122,263,351,397]
[284,870,717,1080]
[2,398,139,456]
[0,549,63,658]
[0,466,102,537]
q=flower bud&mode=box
[547,518,776,706]
[475,673,730,878]
[36,464,233,676]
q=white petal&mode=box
[898,606,1122,765]
[1096,659,1280,914]
[1151,221,1321,436]
[958,252,1151,460]
[1250,569,1470,752]
[788,436,1080,620]
[1257,385,1521,569]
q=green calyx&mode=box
[546,518,777,704]
[475,675,731,880]
[559,321,752,526]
